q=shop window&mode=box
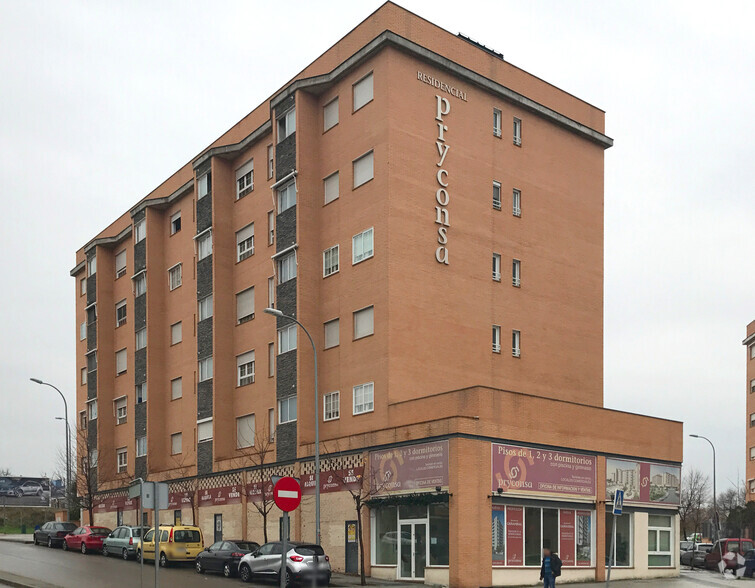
[373,506,397,565]
[399,503,426,520]
[429,503,449,566]
[604,511,632,567]
[524,507,542,566]
[576,510,592,566]
[542,508,559,554]
[648,515,672,567]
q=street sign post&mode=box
[606,490,624,587]
[274,477,302,588]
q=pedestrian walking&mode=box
[540,547,562,588]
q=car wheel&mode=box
[102,545,109,557]
[33,536,38,546]
[136,549,142,563]
[37,489,43,496]
[195,560,204,574]
[223,562,232,577]
[15,489,23,497]
[122,548,129,561]
[159,552,168,567]
[278,569,292,587]
[239,563,252,583]
[47,537,53,548]
[81,542,87,555]
[62,540,68,551]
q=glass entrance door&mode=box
[399,522,427,579]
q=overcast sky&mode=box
[1,1,753,496]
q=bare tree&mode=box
[234,426,276,542]
[74,427,98,525]
[170,455,199,525]
[679,469,710,545]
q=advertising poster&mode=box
[246,480,274,504]
[491,444,596,499]
[559,510,575,567]
[199,485,243,507]
[605,458,680,505]
[491,506,506,565]
[301,467,364,495]
[0,476,51,507]
[576,510,592,566]
[168,491,193,510]
[370,440,448,493]
[506,506,524,566]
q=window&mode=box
[493,108,502,137]
[199,357,213,381]
[750,480,755,494]
[353,382,374,415]
[492,254,501,281]
[236,223,254,261]
[750,413,755,428]
[166,322,180,345]
[236,287,254,324]
[115,397,127,425]
[116,448,127,473]
[170,211,181,235]
[751,379,755,394]
[278,324,297,354]
[324,391,340,421]
[197,419,213,442]
[80,322,86,341]
[133,273,146,297]
[116,348,127,374]
[512,330,521,357]
[168,264,182,290]
[513,117,522,146]
[134,219,146,243]
[324,171,339,204]
[277,180,296,213]
[323,245,339,277]
[277,252,297,284]
[323,97,339,131]
[374,506,398,565]
[513,260,521,287]
[135,327,147,350]
[604,511,632,567]
[268,408,275,441]
[87,305,97,325]
[197,173,209,199]
[197,231,212,260]
[136,436,146,458]
[353,72,373,111]
[237,414,255,449]
[87,350,97,372]
[268,211,275,245]
[352,227,374,264]
[171,377,182,400]
[268,277,275,308]
[136,383,146,404]
[115,300,127,327]
[353,151,374,188]
[79,411,87,429]
[268,343,275,377]
[80,367,87,386]
[80,277,86,296]
[87,255,97,276]
[198,295,213,321]
[492,324,504,354]
[237,351,255,386]
[277,107,295,142]
[648,515,672,567]
[751,447,755,461]
[513,189,521,217]
[171,433,182,455]
[90,449,98,468]
[267,145,274,179]
[354,306,374,339]
[236,159,254,199]
[278,396,296,424]
[87,399,98,421]
[751,344,755,359]
[493,181,501,210]
[324,319,339,349]
[115,250,127,278]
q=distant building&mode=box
[745,320,755,501]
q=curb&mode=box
[0,571,59,588]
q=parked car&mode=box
[102,526,145,560]
[33,522,77,548]
[744,550,755,578]
[4,481,44,497]
[63,526,112,554]
[238,541,331,586]
[705,538,755,570]
[138,525,204,567]
[195,540,260,577]
[680,543,713,567]
[680,540,694,552]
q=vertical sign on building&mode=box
[559,510,576,567]
[505,506,524,566]
[434,95,451,265]
[576,510,592,566]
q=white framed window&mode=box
[237,287,255,324]
[115,250,127,278]
[268,211,275,245]
[87,255,97,276]
[80,322,86,341]
[512,330,521,357]
[197,231,212,260]
[513,189,521,217]
[750,479,755,494]
[324,318,339,349]
[353,72,373,111]
[168,264,182,290]
[493,108,502,137]
[89,448,98,468]
[198,295,213,321]
[198,356,213,381]
[353,150,374,188]
[268,343,275,377]
[324,97,339,131]
[277,252,297,284]
[171,377,182,400]
[751,379,755,394]
[237,350,255,386]
[324,171,339,204]
[324,391,340,421]
[87,350,97,372]
[236,414,255,449]
[116,348,127,374]
[493,325,501,353]
[513,117,522,146]
[493,181,501,210]
[267,145,274,179]
[278,324,297,354]
[647,515,672,567]
[277,180,296,213]
[492,254,501,281]
[80,367,87,386]
[278,396,297,424]
[277,107,295,142]
[80,277,86,296]
[268,408,275,441]
[87,305,97,325]
[751,446,755,461]
[197,418,213,443]
[116,447,128,473]
[236,223,254,261]
[115,300,127,327]
[236,159,254,199]
[354,306,374,340]
[353,382,374,415]
[323,245,339,277]
[171,432,182,455]
[87,399,98,421]
[136,436,147,458]
[135,327,147,350]
[352,227,374,264]
[197,173,209,199]
[136,382,146,404]
[513,259,521,287]
[134,219,146,243]
[133,272,146,297]
[115,397,127,425]
[268,277,275,308]
[751,344,755,359]
[750,413,755,428]
[170,322,181,345]
[170,211,181,235]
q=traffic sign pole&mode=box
[280,511,288,588]
[606,490,624,587]
[273,477,301,588]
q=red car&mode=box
[705,538,755,570]
[63,526,112,554]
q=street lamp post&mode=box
[31,379,70,506]
[54,417,71,506]
[264,308,320,547]
[690,434,724,576]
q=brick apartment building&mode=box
[70,3,683,585]
[745,321,755,501]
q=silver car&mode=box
[238,541,331,586]
[102,526,144,560]
[9,481,44,497]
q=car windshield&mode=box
[132,528,142,537]
[58,523,76,531]
[173,530,201,543]
[91,527,112,536]
[743,541,754,551]
[235,542,257,551]
[294,545,325,556]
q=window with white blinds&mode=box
[236,223,254,261]
[353,72,373,111]
[237,287,255,324]
[323,245,339,277]
[323,97,339,131]
[116,349,127,374]
[237,350,255,386]
[353,151,374,188]
[115,397,127,425]
[324,319,339,349]
[354,306,374,340]
[237,414,255,449]
[171,377,182,400]
[236,159,254,199]
[115,250,127,278]
[170,322,182,345]
[324,171,339,204]
[197,419,213,442]
[171,433,182,455]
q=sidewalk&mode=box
[330,574,430,587]
[0,535,33,544]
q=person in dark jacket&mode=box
[540,548,562,588]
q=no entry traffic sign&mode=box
[273,476,301,512]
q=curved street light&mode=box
[31,379,70,507]
[689,434,724,576]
